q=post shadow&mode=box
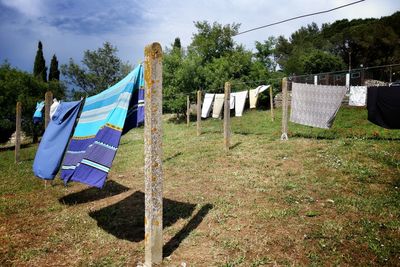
[88,191,202,243]
[59,180,130,205]
[163,203,213,257]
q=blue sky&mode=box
[0,0,399,73]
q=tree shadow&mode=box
[230,142,242,150]
[88,191,198,243]
[163,152,183,163]
[59,180,130,205]
[163,203,213,257]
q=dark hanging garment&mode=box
[367,86,400,129]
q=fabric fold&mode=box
[290,83,346,129]
[60,64,144,188]
[212,94,225,118]
[33,100,82,179]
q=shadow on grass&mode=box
[292,132,400,141]
[59,180,130,205]
[163,203,213,257]
[230,142,242,150]
[89,191,209,246]
[164,152,183,163]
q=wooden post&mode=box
[186,95,190,127]
[269,86,274,122]
[224,82,231,151]
[144,42,163,266]
[280,78,289,141]
[44,91,53,129]
[15,102,22,163]
[196,90,201,136]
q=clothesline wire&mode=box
[233,0,366,36]
[167,62,399,97]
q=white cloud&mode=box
[0,0,46,17]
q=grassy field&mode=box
[1,107,399,266]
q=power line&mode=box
[233,0,366,36]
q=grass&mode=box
[0,107,400,266]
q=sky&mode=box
[0,0,399,73]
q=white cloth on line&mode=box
[201,93,215,118]
[256,85,270,96]
[349,86,367,106]
[249,88,258,109]
[50,99,60,119]
[212,94,225,118]
[234,90,248,117]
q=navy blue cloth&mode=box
[33,100,82,179]
[367,86,400,129]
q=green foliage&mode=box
[48,54,60,81]
[61,42,132,96]
[33,41,47,82]
[0,62,66,143]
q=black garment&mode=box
[367,86,400,129]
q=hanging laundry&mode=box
[61,64,144,188]
[349,86,367,106]
[212,94,225,118]
[367,86,400,129]
[234,90,248,117]
[290,83,346,129]
[257,85,270,95]
[33,101,45,124]
[50,98,60,119]
[33,100,82,179]
[230,93,235,109]
[201,93,215,118]
[249,88,258,109]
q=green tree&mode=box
[33,41,47,82]
[0,62,66,143]
[48,54,60,81]
[61,42,132,96]
[254,37,278,72]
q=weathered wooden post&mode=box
[186,95,190,127]
[44,91,53,129]
[269,86,274,122]
[196,90,201,136]
[144,42,163,266]
[15,102,22,163]
[280,78,289,141]
[224,82,231,151]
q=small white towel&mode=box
[349,86,367,106]
[234,90,248,117]
[230,93,235,109]
[201,93,215,118]
[212,94,225,118]
[256,85,270,96]
[50,99,60,119]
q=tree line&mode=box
[1,11,399,142]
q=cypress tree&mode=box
[173,37,181,50]
[48,54,60,81]
[33,41,47,82]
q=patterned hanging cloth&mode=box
[290,83,346,129]
[61,64,144,188]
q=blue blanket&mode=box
[33,100,82,179]
[61,64,144,188]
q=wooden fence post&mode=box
[44,91,53,129]
[144,42,163,266]
[186,95,190,127]
[269,86,274,122]
[280,78,289,141]
[224,82,231,151]
[197,90,201,136]
[15,102,21,163]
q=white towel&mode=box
[249,88,258,109]
[349,86,367,106]
[201,93,215,118]
[256,85,270,96]
[50,99,60,119]
[212,94,225,118]
[234,90,248,117]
